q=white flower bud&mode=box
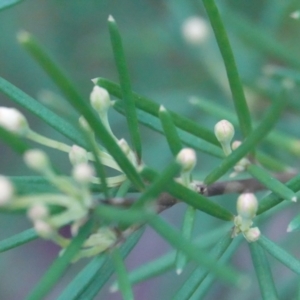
[181,16,209,45]
[214,120,235,156]
[72,163,95,184]
[69,145,88,166]
[90,86,111,115]
[237,193,258,220]
[24,149,50,172]
[0,176,14,205]
[27,204,49,221]
[0,107,29,135]
[176,148,196,172]
[34,220,54,238]
[79,116,91,132]
[231,140,242,151]
[290,11,300,19]
[244,227,261,242]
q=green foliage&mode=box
[1,1,300,299]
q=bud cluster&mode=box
[233,193,261,242]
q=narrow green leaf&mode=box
[258,173,300,215]
[0,126,29,154]
[111,248,134,300]
[72,228,144,300]
[96,206,245,287]
[108,16,142,160]
[0,77,86,148]
[0,229,37,252]
[158,105,182,156]
[224,9,300,69]
[94,78,219,145]
[0,0,23,11]
[204,89,286,184]
[258,235,300,275]
[202,0,252,138]
[111,225,231,290]
[175,206,196,275]
[17,31,85,117]
[133,162,181,209]
[249,242,279,300]
[287,214,300,232]
[247,164,297,202]
[173,232,232,300]
[114,100,224,158]
[26,219,94,300]
[142,166,234,221]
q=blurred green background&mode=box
[1,0,300,299]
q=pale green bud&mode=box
[69,145,88,166]
[181,16,209,45]
[28,204,49,221]
[237,193,258,220]
[90,86,111,115]
[214,120,234,156]
[0,176,14,205]
[72,163,95,184]
[244,227,261,242]
[176,148,196,172]
[24,149,50,172]
[0,107,29,135]
[34,220,54,239]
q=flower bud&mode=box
[176,148,196,172]
[231,140,242,151]
[237,193,258,220]
[72,163,95,184]
[0,176,14,205]
[214,120,234,156]
[90,86,111,115]
[244,227,261,242]
[27,204,49,221]
[181,16,209,45]
[24,149,50,172]
[79,116,91,132]
[34,220,54,238]
[69,145,88,166]
[0,107,29,135]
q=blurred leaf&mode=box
[111,248,134,300]
[287,214,300,232]
[0,126,29,154]
[26,219,94,300]
[258,235,300,275]
[0,0,23,11]
[0,228,37,252]
[249,242,279,300]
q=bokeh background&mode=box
[1,0,300,299]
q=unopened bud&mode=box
[232,140,242,151]
[244,227,261,242]
[24,149,50,172]
[0,107,29,135]
[34,220,54,238]
[176,148,196,172]
[90,86,111,115]
[181,16,209,45]
[237,193,258,220]
[214,120,234,156]
[28,204,49,221]
[0,176,14,205]
[79,116,91,132]
[72,163,95,184]
[69,145,88,166]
